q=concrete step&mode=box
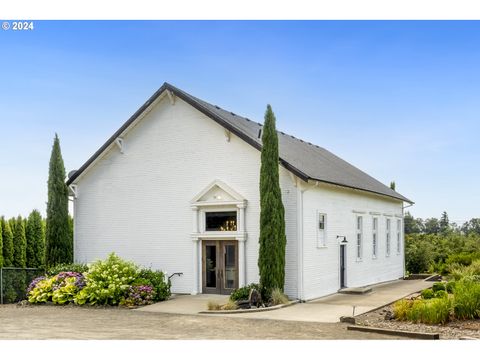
[338,286,373,295]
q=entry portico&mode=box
[190,180,247,295]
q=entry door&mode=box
[340,244,346,288]
[202,240,238,295]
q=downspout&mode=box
[402,202,414,278]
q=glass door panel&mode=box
[223,244,236,290]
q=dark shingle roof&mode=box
[67,83,412,203]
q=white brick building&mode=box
[67,83,413,300]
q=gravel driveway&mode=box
[0,304,403,340]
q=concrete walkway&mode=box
[136,294,229,315]
[138,279,432,323]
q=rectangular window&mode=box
[205,211,237,231]
[372,217,378,258]
[386,218,391,256]
[356,216,363,260]
[396,219,402,254]
[317,212,327,247]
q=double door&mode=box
[202,240,238,295]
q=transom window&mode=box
[356,216,363,260]
[205,211,237,231]
[372,217,378,258]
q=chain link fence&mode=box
[0,267,45,304]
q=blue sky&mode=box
[0,21,479,224]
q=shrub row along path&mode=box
[0,304,403,340]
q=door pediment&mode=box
[191,180,246,206]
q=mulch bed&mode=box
[354,292,480,340]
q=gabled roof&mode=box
[67,82,413,204]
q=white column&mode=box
[191,205,199,295]
[191,238,199,295]
[237,238,246,287]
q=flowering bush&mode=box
[25,253,170,307]
[138,269,171,301]
[120,285,156,307]
[74,253,139,305]
[28,277,56,303]
[27,272,86,304]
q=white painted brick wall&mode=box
[301,183,404,300]
[73,96,298,296]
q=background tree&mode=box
[1,218,14,267]
[462,218,480,236]
[26,209,45,268]
[404,212,423,234]
[12,216,26,267]
[439,211,450,234]
[390,181,396,190]
[45,134,72,266]
[424,217,440,235]
[258,104,287,294]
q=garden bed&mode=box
[354,292,480,340]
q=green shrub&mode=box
[46,263,88,276]
[405,237,434,274]
[270,288,289,305]
[74,253,138,305]
[432,282,446,293]
[446,252,480,267]
[434,290,448,299]
[229,283,262,302]
[393,299,413,321]
[421,289,434,299]
[453,280,480,320]
[406,298,451,325]
[446,281,456,294]
[138,269,171,301]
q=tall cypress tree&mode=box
[0,220,3,267]
[26,209,45,268]
[1,218,14,267]
[45,134,72,266]
[258,105,287,294]
[12,216,26,268]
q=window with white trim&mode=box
[372,217,378,258]
[386,218,391,256]
[317,212,327,247]
[396,219,402,254]
[356,216,363,260]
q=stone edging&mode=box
[347,325,440,340]
[198,300,299,314]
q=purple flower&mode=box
[26,276,46,293]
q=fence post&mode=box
[1,268,3,305]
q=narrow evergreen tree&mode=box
[1,218,14,267]
[45,134,72,266]
[258,105,287,294]
[390,181,396,190]
[12,216,26,267]
[0,220,3,267]
[26,209,45,268]
[440,211,450,233]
